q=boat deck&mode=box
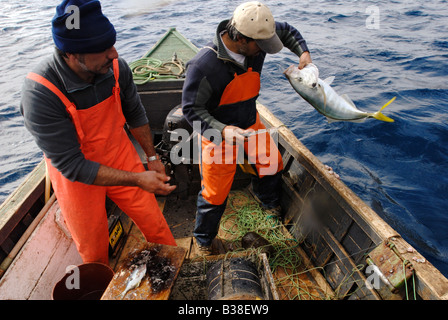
[107,187,334,300]
[2,27,447,301]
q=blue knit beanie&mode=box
[52,0,116,53]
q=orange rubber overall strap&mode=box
[111,59,120,111]
[218,67,260,106]
[26,72,85,142]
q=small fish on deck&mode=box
[117,263,147,299]
[284,64,396,123]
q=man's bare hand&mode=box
[298,51,312,70]
[136,171,176,195]
[222,125,249,145]
[147,158,166,174]
[94,164,176,196]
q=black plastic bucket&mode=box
[52,262,114,300]
[206,257,263,300]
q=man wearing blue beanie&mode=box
[52,0,116,54]
[20,0,177,265]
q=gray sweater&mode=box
[20,50,148,184]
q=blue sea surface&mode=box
[0,0,447,277]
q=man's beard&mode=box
[78,55,112,75]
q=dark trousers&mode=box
[193,171,282,246]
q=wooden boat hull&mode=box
[0,28,447,300]
[257,103,448,300]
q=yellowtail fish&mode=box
[284,64,395,123]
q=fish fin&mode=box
[371,96,396,122]
[341,94,357,108]
[372,113,394,122]
[323,76,335,85]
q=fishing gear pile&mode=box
[129,53,185,85]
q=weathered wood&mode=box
[281,175,304,226]
[272,225,335,300]
[101,242,186,300]
[257,103,448,300]
[385,237,448,300]
[0,194,56,280]
[28,237,80,300]
[319,227,381,300]
[1,54,447,301]
[0,200,82,300]
[274,266,323,300]
[216,190,333,300]
[341,223,374,265]
[294,245,335,299]
[0,159,46,245]
[258,253,280,300]
[174,237,193,259]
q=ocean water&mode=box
[0,0,447,277]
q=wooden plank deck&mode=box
[0,188,340,300]
[0,199,82,300]
[101,242,186,300]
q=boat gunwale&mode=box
[0,160,46,245]
[256,102,448,300]
[0,28,447,300]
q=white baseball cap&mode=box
[231,1,283,54]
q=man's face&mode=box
[237,38,261,57]
[75,46,118,75]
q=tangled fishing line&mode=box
[220,191,299,270]
[219,191,327,300]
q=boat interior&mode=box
[0,28,447,301]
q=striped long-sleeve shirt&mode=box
[182,20,309,135]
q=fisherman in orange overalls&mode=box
[182,1,313,254]
[20,0,176,265]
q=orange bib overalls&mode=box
[26,59,176,264]
[194,67,283,246]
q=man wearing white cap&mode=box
[182,1,312,254]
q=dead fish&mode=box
[284,64,395,123]
[241,232,275,257]
[118,263,147,299]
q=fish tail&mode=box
[371,96,396,122]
